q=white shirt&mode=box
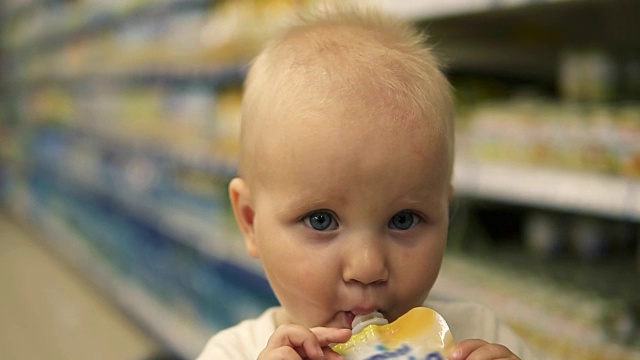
[196,298,540,359]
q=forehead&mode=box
[253,105,449,190]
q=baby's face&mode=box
[238,107,451,330]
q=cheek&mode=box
[262,247,341,327]
[401,253,441,286]
[267,249,336,291]
[396,237,446,294]
[256,226,338,306]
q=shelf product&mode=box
[457,99,640,178]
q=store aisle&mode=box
[0,211,163,360]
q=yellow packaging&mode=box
[333,307,455,360]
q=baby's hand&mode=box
[449,339,520,360]
[259,324,352,360]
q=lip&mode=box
[342,306,382,328]
[343,311,357,328]
[350,307,380,316]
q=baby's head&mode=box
[229,5,455,329]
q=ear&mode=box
[229,178,259,259]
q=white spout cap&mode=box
[351,311,389,334]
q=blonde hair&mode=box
[238,4,455,182]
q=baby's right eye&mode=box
[303,211,338,231]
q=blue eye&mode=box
[389,211,419,230]
[304,211,337,231]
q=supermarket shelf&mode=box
[35,209,212,359]
[115,65,247,88]
[434,254,640,360]
[96,127,235,180]
[83,176,263,277]
[46,124,238,179]
[34,156,262,277]
[3,0,586,31]
[377,0,584,20]
[380,0,640,82]
[9,0,210,53]
[28,123,268,281]
[19,64,247,90]
[453,159,640,221]
[26,123,265,279]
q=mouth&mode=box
[344,311,357,328]
[343,307,383,328]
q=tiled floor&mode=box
[0,211,165,360]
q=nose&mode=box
[342,239,389,285]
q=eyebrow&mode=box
[276,193,347,216]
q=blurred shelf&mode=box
[66,170,262,277]
[31,153,260,280]
[15,64,247,90]
[377,0,586,20]
[454,159,640,221]
[434,253,640,360]
[65,124,238,179]
[34,208,212,359]
[386,0,640,83]
[7,0,210,53]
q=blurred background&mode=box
[0,0,639,359]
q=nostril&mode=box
[344,272,389,286]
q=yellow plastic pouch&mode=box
[332,307,455,360]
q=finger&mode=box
[259,346,303,360]
[265,324,323,359]
[450,339,520,360]
[465,343,519,360]
[448,339,487,360]
[310,327,352,346]
[323,346,345,360]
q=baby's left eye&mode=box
[388,211,420,230]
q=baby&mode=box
[197,4,537,360]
